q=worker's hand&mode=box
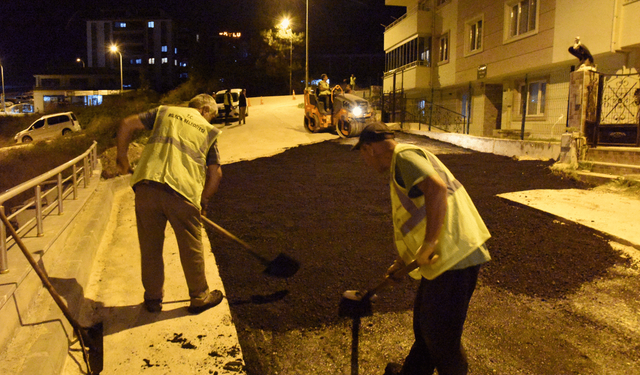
[385,259,405,281]
[416,241,439,267]
[116,156,133,175]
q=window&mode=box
[161,57,168,64]
[149,58,155,65]
[115,22,126,28]
[161,46,168,52]
[507,0,537,39]
[519,80,546,116]
[466,17,483,54]
[148,21,154,28]
[439,32,449,63]
[385,37,431,72]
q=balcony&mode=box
[383,63,431,93]
[384,4,432,50]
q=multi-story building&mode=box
[86,9,184,92]
[384,0,640,139]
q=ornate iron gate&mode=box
[593,72,640,146]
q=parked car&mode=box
[14,112,81,143]
[1,103,34,116]
[213,89,248,121]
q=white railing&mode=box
[0,141,98,273]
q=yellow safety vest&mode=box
[131,106,220,210]
[390,144,491,280]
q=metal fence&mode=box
[0,141,98,273]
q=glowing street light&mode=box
[305,0,309,91]
[0,59,5,112]
[76,58,85,68]
[279,18,293,96]
[109,45,123,94]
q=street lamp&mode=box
[109,45,123,94]
[76,58,85,68]
[0,59,5,112]
[305,0,309,92]
[279,18,293,96]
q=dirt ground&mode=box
[205,133,640,374]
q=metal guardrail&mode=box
[0,141,98,273]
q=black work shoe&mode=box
[187,290,223,314]
[384,363,403,375]
[144,299,162,313]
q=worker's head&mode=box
[352,122,396,173]
[321,74,328,80]
[189,94,218,122]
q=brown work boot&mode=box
[187,290,223,314]
[143,299,162,313]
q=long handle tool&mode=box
[339,254,437,318]
[0,211,104,374]
[201,215,300,278]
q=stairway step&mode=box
[586,147,640,164]
[582,161,640,175]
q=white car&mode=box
[1,103,34,116]
[213,89,248,121]
[14,112,82,143]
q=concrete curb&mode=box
[406,129,562,160]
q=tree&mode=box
[256,28,305,95]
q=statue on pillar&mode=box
[568,37,596,71]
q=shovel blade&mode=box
[82,322,104,374]
[263,253,300,278]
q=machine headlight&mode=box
[352,107,363,117]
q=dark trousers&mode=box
[224,104,232,124]
[401,265,481,375]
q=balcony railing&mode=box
[0,142,98,273]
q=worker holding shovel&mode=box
[116,93,224,314]
[351,122,491,375]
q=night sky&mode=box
[0,0,405,91]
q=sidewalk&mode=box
[62,180,245,374]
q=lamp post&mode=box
[279,18,293,96]
[305,0,309,91]
[109,45,123,94]
[1,59,5,112]
[76,58,85,68]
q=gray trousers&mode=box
[134,182,210,303]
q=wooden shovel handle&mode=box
[201,216,252,250]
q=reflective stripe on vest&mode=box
[390,144,491,280]
[131,105,220,209]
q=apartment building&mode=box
[86,9,185,92]
[384,0,640,139]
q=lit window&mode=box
[149,58,155,64]
[161,46,168,52]
[162,57,168,64]
[439,32,449,63]
[136,59,142,65]
[148,21,154,28]
[115,22,126,28]
[466,17,483,54]
[518,80,547,116]
[506,0,537,39]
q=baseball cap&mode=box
[351,121,395,150]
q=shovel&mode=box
[201,216,300,278]
[0,211,104,375]
[339,254,438,318]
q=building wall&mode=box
[385,0,640,139]
[86,16,176,92]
